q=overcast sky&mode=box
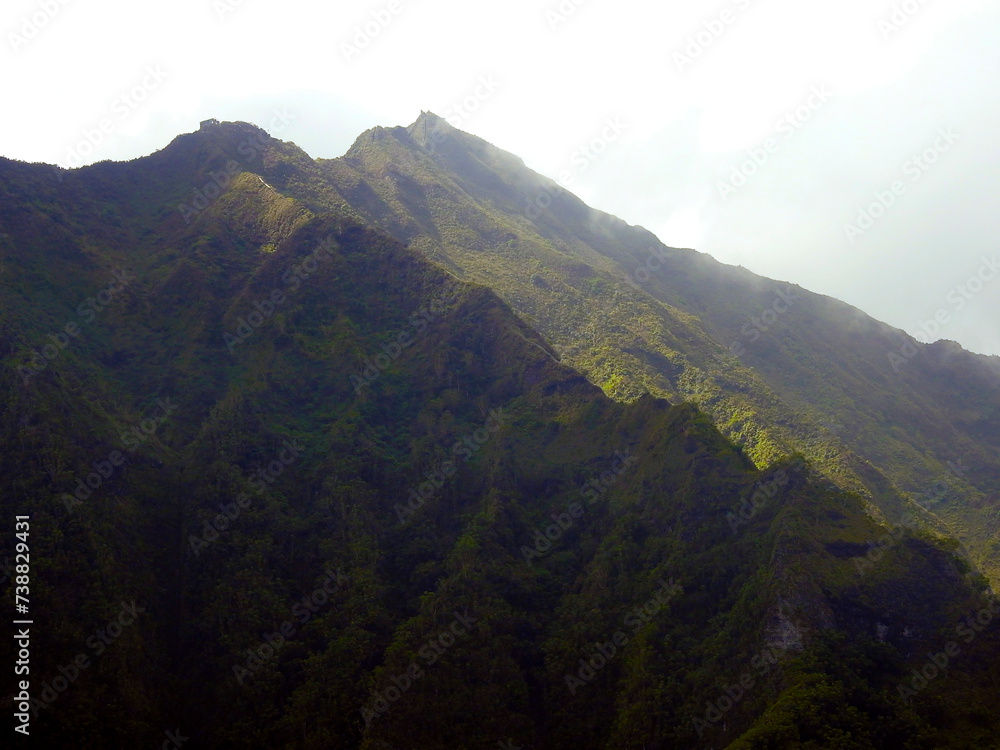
[4,0,999,355]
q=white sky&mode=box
[3,0,1000,355]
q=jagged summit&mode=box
[340,111,465,162]
[187,118,269,140]
[412,109,447,126]
[408,110,459,151]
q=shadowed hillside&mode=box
[0,124,998,748]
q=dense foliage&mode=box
[313,113,1000,586]
[0,123,997,747]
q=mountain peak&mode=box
[408,110,459,150]
[156,118,274,164]
[411,109,449,129]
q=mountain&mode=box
[302,111,1000,586]
[0,121,998,748]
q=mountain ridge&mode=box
[2,119,999,748]
[14,116,999,582]
[297,113,1000,584]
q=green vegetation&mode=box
[0,121,997,748]
[305,112,1000,586]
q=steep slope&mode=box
[1,126,998,749]
[295,113,1000,585]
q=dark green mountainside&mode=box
[0,122,998,748]
[302,113,1000,585]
